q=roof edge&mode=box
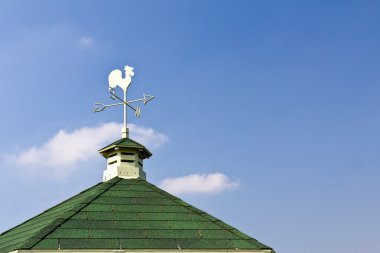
[13,249,275,253]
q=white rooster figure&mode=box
[107,65,136,138]
[94,65,154,139]
[108,65,135,92]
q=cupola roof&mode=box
[99,138,152,158]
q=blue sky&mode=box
[0,1,380,252]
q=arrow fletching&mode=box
[109,88,116,100]
[135,106,141,118]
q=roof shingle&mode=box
[0,178,273,252]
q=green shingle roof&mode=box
[0,178,273,252]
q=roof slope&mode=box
[0,178,273,252]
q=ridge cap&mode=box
[0,178,122,251]
[24,177,122,249]
[141,180,272,250]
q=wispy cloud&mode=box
[0,24,98,78]
[78,35,93,47]
[7,122,167,178]
[159,173,240,195]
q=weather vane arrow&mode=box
[94,65,155,138]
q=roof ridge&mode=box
[102,137,145,148]
[142,180,268,248]
[126,138,146,147]
[141,182,257,241]
[0,181,103,238]
[19,178,122,249]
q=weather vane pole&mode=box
[123,85,127,136]
[94,65,155,138]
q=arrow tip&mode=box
[143,94,155,105]
[93,103,105,112]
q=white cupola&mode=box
[99,137,152,181]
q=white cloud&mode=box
[159,173,240,195]
[129,124,168,148]
[79,35,93,47]
[8,122,167,178]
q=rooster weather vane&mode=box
[94,65,155,138]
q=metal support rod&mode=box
[110,91,138,111]
[125,97,145,103]
[105,102,123,108]
[124,90,127,130]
